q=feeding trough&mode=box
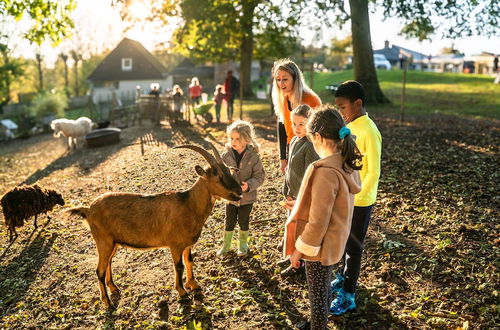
[85,128,121,148]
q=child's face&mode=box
[230,131,248,153]
[275,69,294,95]
[291,115,308,138]
[335,96,362,123]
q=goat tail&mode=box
[65,206,90,219]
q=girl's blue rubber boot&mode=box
[330,288,356,315]
[330,273,345,295]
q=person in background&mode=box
[172,84,184,120]
[330,80,382,316]
[271,58,321,175]
[224,70,240,122]
[217,120,265,257]
[213,84,226,123]
[283,106,362,330]
[189,77,202,105]
[149,83,160,97]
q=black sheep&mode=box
[1,184,65,241]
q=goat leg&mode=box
[9,226,17,242]
[34,214,38,228]
[95,241,115,308]
[182,247,199,292]
[171,248,188,298]
[105,245,120,294]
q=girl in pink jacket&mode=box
[283,106,362,330]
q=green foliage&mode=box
[29,91,67,119]
[378,0,500,39]
[158,0,305,63]
[325,35,352,70]
[0,42,25,105]
[1,0,76,45]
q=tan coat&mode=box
[283,153,361,266]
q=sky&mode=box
[8,0,500,66]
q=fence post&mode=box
[400,60,408,122]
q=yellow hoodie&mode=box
[347,113,382,206]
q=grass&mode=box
[309,69,500,120]
[64,70,500,124]
[220,69,499,122]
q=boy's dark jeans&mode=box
[342,205,373,293]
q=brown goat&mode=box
[1,184,65,241]
[66,143,242,308]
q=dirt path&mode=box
[0,115,498,329]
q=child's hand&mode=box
[280,159,288,175]
[284,199,295,210]
[290,249,303,268]
[241,181,249,192]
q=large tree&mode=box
[154,0,300,96]
[117,0,499,103]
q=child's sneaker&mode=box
[329,288,356,315]
[330,273,345,295]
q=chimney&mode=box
[385,40,390,49]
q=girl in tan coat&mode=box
[283,106,362,330]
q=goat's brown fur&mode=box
[66,144,242,308]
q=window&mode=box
[122,58,132,71]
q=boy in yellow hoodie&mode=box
[330,80,382,315]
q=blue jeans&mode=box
[342,205,373,293]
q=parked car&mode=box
[374,54,391,70]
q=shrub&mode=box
[30,91,67,119]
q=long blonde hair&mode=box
[271,58,318,122]
[225,120,260,153]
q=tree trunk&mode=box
[36,53,44,92]
[71,51,80,96]
[239,0,257,97]
[349,0,389,104]
[61,54,69,97]
[74,60,79,97]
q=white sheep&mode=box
[50,116,95,149]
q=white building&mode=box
[87,38,172,105]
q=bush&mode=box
[30,91,67,119]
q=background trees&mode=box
[149,0,499,103]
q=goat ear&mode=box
[195,165,206,177]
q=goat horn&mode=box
[204,139,224,164]
[174,145,218,167]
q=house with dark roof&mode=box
[374,41,428,70]
[87,38,172,104]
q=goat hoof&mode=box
[184,280,199,291]
[178,294,191,303]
